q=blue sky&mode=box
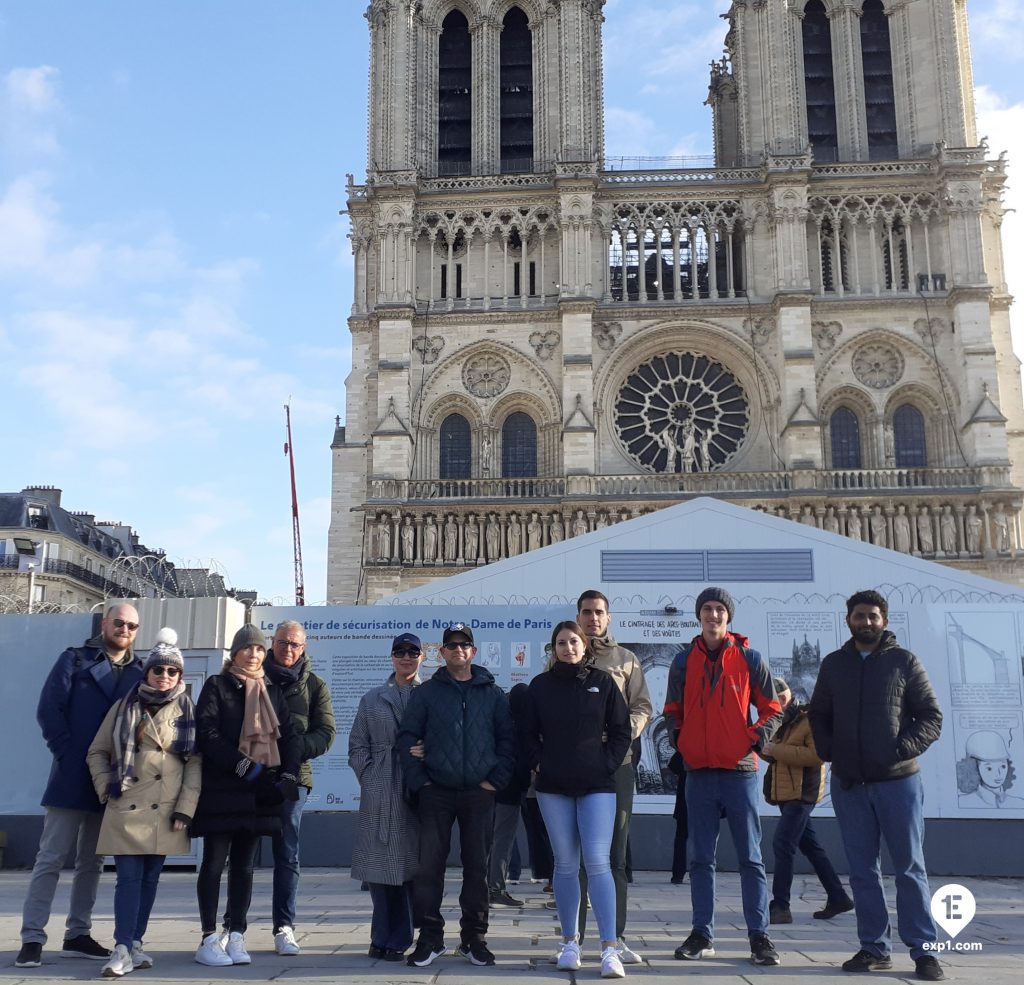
[1,1,1022,604]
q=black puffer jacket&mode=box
[192,672,302,836]
[808,631,942,786]
[522,660,631,797]
[396,665,515,793]
[265,653,336,789]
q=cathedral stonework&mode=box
[328,0,1024,602]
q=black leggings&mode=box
[197,831,259,934]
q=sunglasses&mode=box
[443,642,473,651]
[392,648,422,657]
[112,618,140,631]
[149,666,181,678]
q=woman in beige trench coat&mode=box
[87,629,200,978]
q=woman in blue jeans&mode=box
[87,628,201,977]
[522,621,631,978]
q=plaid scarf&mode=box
[108,682,197,800]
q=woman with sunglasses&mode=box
[190,624,301,967]
[522,621,631,979]
[87,628,201,978]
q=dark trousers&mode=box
[671,771,689,880]
[522,796,552,881]
[368,881,414,952]
[198,831,259,934]
[413,785,495,947]
[578,762,634,940]
[772,800,848,909]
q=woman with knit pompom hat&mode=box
[190,623,301,967]
[87,628,202,978]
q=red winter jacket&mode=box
[663,631,782,772]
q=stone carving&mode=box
[481,434,492,475]
[550,513,565,543]
[894,506,911,553]
[799,506,816,526]
[914,318,942,343]
[401,515,415,561]
[884,423,896,466]
[870,505,887,548]
[422,515,438,562]
[572,510,588,537]
[744,317,774,346]
[812,320,843,351]
[485,513,501,560]
[507,513,522,556]
[463,353,511,398]
[966,506,983,554]
[847,506,862,541]
[528,330,560,360]
[465,513,479,561]
[595,511,609,530]
[916,506,934,553]
[940,506,957,555]
[993,505,1010,552]
[377,514,391,561]
[594,321,623,351]
[443,514,458,562]
[614,352,749,473]
[823,507,840,535]
[852,343,905,389]
[412,334,445,364]
[527,512,543,551]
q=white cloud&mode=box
[971,0,1024,61]
[3,65,61,157]
[6,65,59,113]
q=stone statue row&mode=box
[777,501,1018,557]
[370,507,638,565]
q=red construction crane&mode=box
[284,402,305,606]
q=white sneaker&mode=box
[556,940,582,971]
[274,927,300,956]
[101,944,133,978]
[601,945,626,979]
[225,932,251,965]
[130,941,153,969]
[616,938,642,963]
[195,932,233,967]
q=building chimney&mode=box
[22,486,62,507]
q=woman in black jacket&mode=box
[522,621,631,979]
[191,624,301,967]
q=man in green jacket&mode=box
[264,621,336,956]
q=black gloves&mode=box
[275,773,300,802]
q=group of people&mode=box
[14,607,335,977]
[14,584,946,982]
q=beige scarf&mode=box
[228,665,281,768]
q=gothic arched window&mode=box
[500,7,533,173]
[438,10,472,176]
[802,1,838,162]
[440,413,472,479]
[502,412,537,477]
[893,404,927,467]
[861,0,898,159]
[830,407,862,468]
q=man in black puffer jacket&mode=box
[397,623,515,969]
[808,590,944,983]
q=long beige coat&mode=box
[87,699,202,856]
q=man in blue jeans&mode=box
[663,587,783,966]
[809,590,944,982]
[263,621,336,956]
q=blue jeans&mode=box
[686,769,769,941]
[537,791,616,943]
[368,881,414,951]
[272,786,308,932]
[112,855,164,947]
[831,772,936,960]
[772,800,848,909]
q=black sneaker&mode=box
[458,941,496,966]
[382,948,406,962]
[16,942,42,968]
[406,940,446,967]
[815,897,855,919]
[915,956,945,981]
[674,931,715,960]
[751,934,781,966]
[769,902,793,925]
[61,935,110,960]
[368,944,385,959]
[489,890,524,908]
[842,949,893,972]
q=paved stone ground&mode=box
[0,869,1020,983]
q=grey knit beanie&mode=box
[230,623,266,657]
[694,587,735,622]
[143,627,185,674]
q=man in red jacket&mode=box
[663,587,782,967]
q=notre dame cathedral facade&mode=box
[328,0,1023,603]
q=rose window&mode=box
[463,353,511,398]
[614,352,749,472]
[852,343,904,389]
